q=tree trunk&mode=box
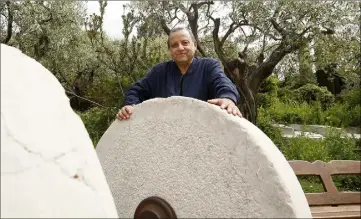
[223,43,295,124]
[3,1,13,44]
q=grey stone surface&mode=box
[283,124,360,139]
[1,44,118,218]
[345,127,361,134]
[272,124,295,135]
[287,131,324,139]
[307,125,341,136]
[96,96,312,218]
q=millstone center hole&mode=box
[134,196,177,219]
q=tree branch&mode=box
[178,3,189,16]
[197,1,214,9]
[247,23,281,41]
[205,2,215,22]
[183,1,213,57]
[251,41,300,90]
[270,18,287,37]
[3,1,13,44]
[220,22,247,46]
[160,18,170,35]
[65,90,104,107]
[38,1,53,25]
[299,25,313,36]
[198,16,211,33]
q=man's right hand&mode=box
[116,105,133,120]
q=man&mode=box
[117,27,242,120]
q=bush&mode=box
[324,128,359,160]
[256,110,287,149]
[277,87,298,104]
[257,93,276,108]
[295,84,335,109]
[259,76,279,94]
[257,76,279,108]
[77,106,118,146]
[281,137,330,161]
[340,86,361,108]
[325,103,361,127]
[264,100,325,124]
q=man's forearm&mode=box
[218,93,239,105]
[124,82,150,106]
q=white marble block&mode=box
[96,96,312,218]
[1,44,118,218]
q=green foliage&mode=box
[258,107,359,162]
[257,76,279,108]
[324,129,359,160]
[279,129,358,162]
[259,76,279,94]
[256,110,286,149]
[77,107,118,146]
[260,97,360,128]
[298,176,325,193]
[261,100,324,124]
[282,137,330,161]
[277,87,298,104]
[257,112,360,192]
[298,42,316,85]
[340,86,361,108]
[323,87,361,127]
[333,175,361,192]
[324,103,361,127]
[295,84,335,109]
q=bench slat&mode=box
[312,211,361,219]
[306,191,361,206]
[289,160,361,175]
[311,205,361,214]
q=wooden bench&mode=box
[288,160,361,219]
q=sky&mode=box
[86,1,128,39]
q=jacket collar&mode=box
[173,56,199,75]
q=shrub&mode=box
[265,100,325,124]
[324,128,359,160]
[340,86,361,108]
[277,87,298,104]
[77,106,118,146]
[295,84,335,109]
[257,76,279,108]
[256,110,287,149]
[259,76,278,94]
[257,93,276,108]
[281,137,330,161]
[325,103,361,127]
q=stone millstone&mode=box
[1,44,118,218]
[96,96,312,218]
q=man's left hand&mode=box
[207,98,243,117]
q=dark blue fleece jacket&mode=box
[124,57,240,105]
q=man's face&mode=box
[168,30,197,64]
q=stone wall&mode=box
[273,124,361,139]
